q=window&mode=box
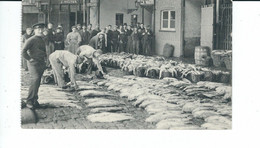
[116,13,124,26]
[161,10,175,31]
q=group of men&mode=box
[22,23,104,109]
[70,22,154,55]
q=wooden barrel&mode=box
[163,43,174,58]
[194,46,209,66]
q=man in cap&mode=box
[79,25,90,45]
[54,26,65,50]
[22,23,46,109]
[65,26,82,54]
[76,24,82,32]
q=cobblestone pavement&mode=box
[21,67,232,129]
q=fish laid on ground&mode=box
[182,102,200,113]
[79,90,114,97]
[87,112,133,123]
[86,99,123,108]
[197,81,225,89]
[204,115,232,125]
[38,99,82,109]
[84,98,111,104]
[192,110,219,119]
[201,122,231,130]
[90,107,124,113]
[145,111,188,123]
[77,85,99,91]
[156,118,191,129]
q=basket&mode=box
[146,68,159,79]
[211,50,225,67]
[223,53,232,70]
[203,71,214,82]
[191,73,203,83]
[220,72,231,83]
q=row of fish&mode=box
[100,53,231,83]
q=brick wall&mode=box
[154,0,183,57]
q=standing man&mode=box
[106,25,113,53]
[80,25,90,45]
[111,25,120,52]
[89,25,100,40]
[54,26,65,50]
[142,25,153,55]
[131,26,141,54]
[21,27,33,71]
[65,26,82,54]
[46,22,55,67]
[22,23,46,109]
[126,25,133,53]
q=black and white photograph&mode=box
[20,0,233,130]
[2,0,260,147]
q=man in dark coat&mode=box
[22,23,47,109]
[126,25,133,53]
[89,25,100,40]
[79,25,90,45]
[131,26,141,54]
[89,34,106,52]
[54,27,65,50]
[106,25,113,52]
[141,25,153,56]
[111,25,120,52]
[118,23,128,52]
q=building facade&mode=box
[22,0,232,57]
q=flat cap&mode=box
[56,26,63,30]
[32,23,45,29]
[71,25,77,29]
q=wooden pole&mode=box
[87,0,90,24]
[98,0,100,25]
[83,0,86,24]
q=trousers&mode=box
[46,42,55,67]
[27,60,46,103]
[49,55,66,88]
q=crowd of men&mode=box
[22,22,153,69]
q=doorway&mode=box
[69,12,76,31]
[116,13,124,26]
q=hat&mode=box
[32,23,45,29]
[56,26,62,30]
[71,26,76,29]
[43,28,48,32]
[123,23,127,26]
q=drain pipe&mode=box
[153,0,156,55]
